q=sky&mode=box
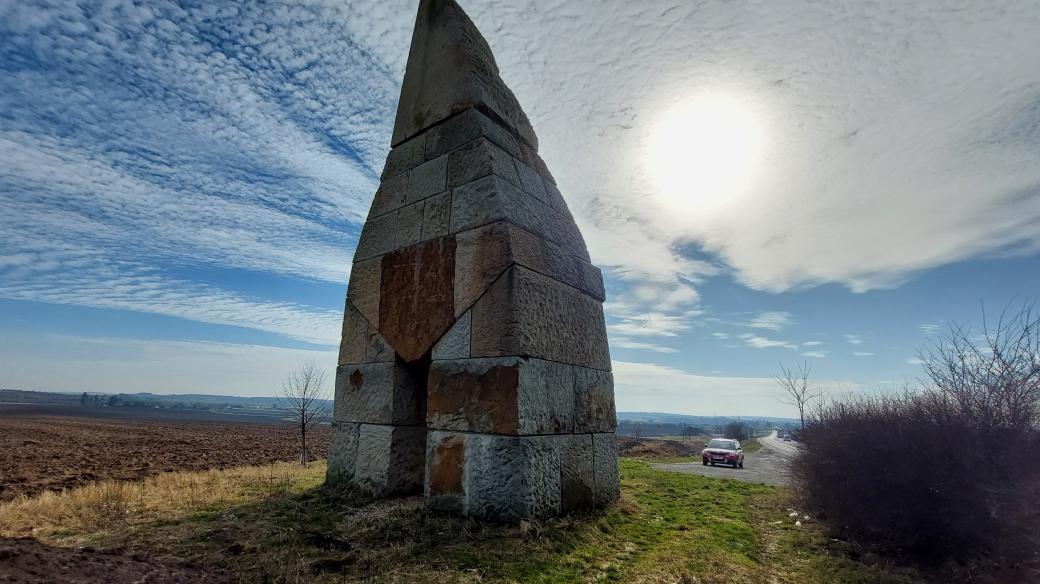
[1,0,1039,418]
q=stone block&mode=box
[347,257,381,328]
[326,422,360,483]
[592,433,620,506]
[338,302,368,366]
[333,362,423,425]
[391,0,537,149]
[425,107,523,161]
[426,355,578,432]
[560,434,595,511]
[354,212,397,261]
[431,310,470,360]
[451,221,603,314]
[512,158,547,203]
[543,178,573,219]
[380,133,427,180]
[426,357,520,434]
[395,200,425,248]
[406,155,448,204]
[426,431,466,513]
[453,221,514,316]
[355,424,426,495]
[520,143,555,185]
[421,191,451,241]
[463,434,562,520]
[574,368,617,433]
[370,173,409,217]
[470,266,612,370]
[448,137,519,188]
[449,175,589,261]
[379,237,457,362]
[427,356,574,435]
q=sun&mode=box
[647,93,767,217]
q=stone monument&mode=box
[326,0,618,520]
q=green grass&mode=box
[1,459,924,583]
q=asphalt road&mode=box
[653,432,798,486]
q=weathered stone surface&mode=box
[421,191,452,241]
[520,143,555,185]
[426,431,466,513]
[448,137,519,188]
[370,173,409,217]
[354,212,397,261]
[471,266,611,370]
[453,221,514,316]
[326,422,360,483]
[542,178,573,219]
[449,175,589,261]
[366,329,395,363]
[575,368,617,433]
[378,237,456,362]
[380,133,427,180]
[347,257,381,328]
[355,424,426,495]
[407,155,448,204]
[395,201,425,248]
[452,221,603,313]
[427,357,519,434]
[338,302,368,366]
[431,310,470,360]
[560,434,594,511]
[512,158,547,203]
[427,356,574,435]
[592,433,620,506]
[517,359,575,435]
[520,435,563,517]
[392,0,537,149]
[333,363,423,425]
[425,107,522,161]
[463,434,526,520]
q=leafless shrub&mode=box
[796,301,1040,560]
[282,361,331,465]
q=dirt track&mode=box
[0,411,330,501]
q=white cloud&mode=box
[610,338,679,354]
[739,333,798,351]
[612,360,856,417]
[844,334,865,345]
[462,0,1040,295]
[801,340,824,347]
[0,334,337,396]
[711,332,730,340]
[853,351,874,357]
[906,357,926,366]
[801,351,827,358]
[746,311,794,331]
[919,323,943,335]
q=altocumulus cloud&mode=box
[3,0,1040,350]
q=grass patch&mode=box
[0,459,924,583]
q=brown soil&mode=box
[0,415,330,502]
[618,436,701,459]
[0,537,231,583]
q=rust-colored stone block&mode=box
[378,237,457,362]
[427,358,520,434]
[428,433,465,496]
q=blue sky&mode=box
[1,0,1039,417]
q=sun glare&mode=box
[647,94,766,217]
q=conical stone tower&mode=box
[327,0,619,520]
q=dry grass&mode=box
[0,461,320,541]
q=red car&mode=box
[702,438,744,468]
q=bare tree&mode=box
[919,301,1040,434]
[281,361,330,465]
[774,361,814,430]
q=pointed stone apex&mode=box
[391,0,538,150]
